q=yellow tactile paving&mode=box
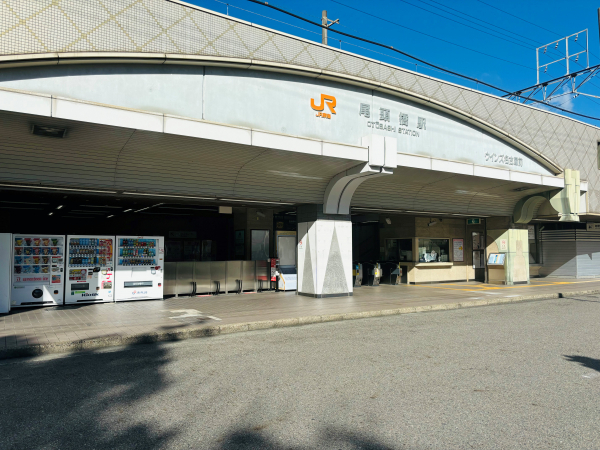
[413,279,600,292]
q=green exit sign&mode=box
[467,218,481,225]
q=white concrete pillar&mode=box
[297,205,352,297]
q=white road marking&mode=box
[164,309,221,321]
[582,372,600,379]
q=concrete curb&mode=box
[2,288,599,360]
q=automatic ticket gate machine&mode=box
[381,262,403,285]
[363,262,382,286]
[276,233,297,291]
[353,262,363,288]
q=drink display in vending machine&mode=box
[11,234,65,307]
[114,236,164,302]
[65,235,114,304]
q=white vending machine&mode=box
[65,235,115,304]
[0,233,11,314]
[11,234,65,307]
[114,236,164,302]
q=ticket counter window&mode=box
[418,238,450,263]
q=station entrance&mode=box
[0,186,298,310]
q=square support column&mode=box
[297,205,353,297]
[487,228,530,285]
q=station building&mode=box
[0,0,599,308]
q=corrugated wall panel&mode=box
[576,241,600,278]
[540,240,577,277]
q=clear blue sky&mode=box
[186,0,600,126]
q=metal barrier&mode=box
[380,262,403,285]
[164,261,269,296]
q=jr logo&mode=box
[311,94,336,119]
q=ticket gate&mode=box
[381,262,403,285]
[353,263,363,288]
[363,262,382,286]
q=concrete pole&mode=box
[322,10,327,46]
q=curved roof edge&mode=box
[0,52,563,175]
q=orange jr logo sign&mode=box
[311,94,336,119]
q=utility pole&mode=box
[598,8,599,49]
[321,10,339,46]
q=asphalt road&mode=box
[1,295,600,450]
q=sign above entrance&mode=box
[467,218,481,225]
[311,94,336,120]
[360,103,426,137]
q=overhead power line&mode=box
[328,0,533,71]
[475,0,600,61]
[416,0,600,107]
[394,0,537,52]
[246,0,600,122]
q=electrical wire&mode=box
[394,0,537,52]
[247,0,600,122]
[327,0,534,71]
[201,0,477,83]
[464,0,600,106]
[475,0,600,62]
[331,0,600,112]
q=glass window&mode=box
[418,238,450,263]
[386,239,413,262]
[251,230,270,261]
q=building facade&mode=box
[0,0,599,305]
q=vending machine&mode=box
[0,233,11,314]
[114,236,164,302]
[65,235,115,304]
[11,234,65,307]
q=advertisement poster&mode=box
[452,239,464,262]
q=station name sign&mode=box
[308,94,531,171]
[360,103,425,138]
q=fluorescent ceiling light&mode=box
[123,209,133,213]
[78,205,122,209]
[56,205,63,209]
[106,215,114,218]
[134,203,163,213]
[48,212,53,216]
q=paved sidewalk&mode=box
[1,278,600,358]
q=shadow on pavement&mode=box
[218,427,400,450]
[0,343,176,450]
[0,341,406,450]
[563,355,600,372]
